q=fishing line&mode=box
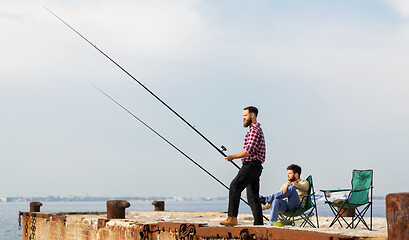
[43,6,240,170]
[92,85,258,210]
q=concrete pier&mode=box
[20,211,387,240]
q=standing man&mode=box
[220,106,266,226]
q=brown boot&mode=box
[220,216,238,226]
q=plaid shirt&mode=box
[242,122,266,163]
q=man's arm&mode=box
[280,182,290,193]
[282,179,309,194]
[289,179,309,192]
[225,150,250,161]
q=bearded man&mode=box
[220,106,266,226]
[260,164,309,226]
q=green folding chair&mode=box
[320,169,373,230]
[277,175,319,228]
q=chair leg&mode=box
[278,213,295,226]
[327,204,338,227]
[300,213,308,227]
[328,204,344,227]
[314,204,319,228]
[278,213,288,222]
[300,209,316,228]
[329,205,352,228]
[302,216,316,228]
[351,204,372,230]
[370,201,372,231]
[350,210,364,229]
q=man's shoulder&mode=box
[250,123,263,132]
[299,179,309,184]
[291,179,309,186]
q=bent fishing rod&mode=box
[44,6,240,170]
[93,85,267,218]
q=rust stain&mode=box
[386,192,409,240]
[19,211,384,240]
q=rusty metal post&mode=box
[152,201,165,211]
[106,200,130,219]
[30,202,42,212]
[386,192,409,240]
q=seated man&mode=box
[260,164,309,226]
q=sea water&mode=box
[0,199,386,240]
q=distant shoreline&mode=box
[0,195,385,203]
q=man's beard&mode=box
[288,176,296,182]
[243,118,252,127]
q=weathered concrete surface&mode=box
[386,192,409,240]
[21,211,387,240]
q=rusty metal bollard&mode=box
[152,201,165,211]
[107,200,130,219]
[386,192,409,240]
[30,202,42,212]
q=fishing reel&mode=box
[221,145,227,152]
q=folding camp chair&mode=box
[320,169,373,230]
[277,175,319,228]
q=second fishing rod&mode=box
[44,6,240,170]
[93,85,273,223]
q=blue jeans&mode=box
[265,186,300,225]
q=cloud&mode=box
[0,0,218,86]
[75,1,215,57]
[385,0,409,17]
[234,14,409,126]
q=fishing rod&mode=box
[44,6,240,170]
[93,85,265,216]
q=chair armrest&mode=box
[351,187,371,192]
[320,189,352,193]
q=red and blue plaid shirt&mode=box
[242,122,266,163]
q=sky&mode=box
[1,0,408,199]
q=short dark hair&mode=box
[244,106,258,117]
[287,164,302,176]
